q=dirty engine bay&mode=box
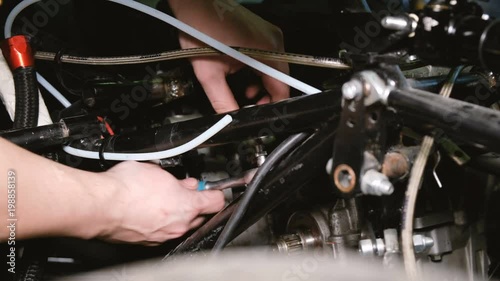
[0,0,499,280]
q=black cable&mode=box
[212,132,309,253]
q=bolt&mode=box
[359,238,385,256]
[342,80,363,100]
[361,170,394,196]
[413,234,434,253]
[381,16,410,31]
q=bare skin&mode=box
[0,138,224,245]
[169,0,290,113]
[0,0,287,245]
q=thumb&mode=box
[180,178,199,190]
[189,190,225,215]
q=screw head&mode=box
[413,234,434,253]
[342,80,363,100]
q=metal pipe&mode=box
[199,169,257,191]
[105,90,342,153]
[165,118,339,257]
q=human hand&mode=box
[169,0,290,113]
[98,161,224,245]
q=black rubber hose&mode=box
[0,116,103,151]
[166,119,338,256]
[12,66,38,129]
[15,259,46,281]
[212,132,310,253]
[388,88,500,153]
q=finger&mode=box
[245,84,261,100]
[192,60,239,114]
[260,62,290,103]
[202,77,239,114]
[180,178,199,190]
[190,190,225,215]
[257,95,271,105]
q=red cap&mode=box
[1,35,35,70]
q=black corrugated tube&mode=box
[1,35,39,129]
[12,66,39,128]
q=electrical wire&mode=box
[212,132,309,253]
[97,116,115,136]
[33,48,352,69]
[62,115,233,161]
[401,65,465,280]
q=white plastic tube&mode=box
[36,73,71,108]
[5,0,71,109]
[6,0,321,96]
[3,0,37,38]
[108,0,321,95]
[62,115,233,161]
[5,0,306,160]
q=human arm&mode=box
[0,138,224,245]
[168,0,290,113]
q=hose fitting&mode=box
[1,35,38,128]
[1,35,34,70]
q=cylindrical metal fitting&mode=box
[361,169,394,196]
[382,16,411,31]
[359,238,386,256]
[342,79,363,100]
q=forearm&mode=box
[0,138,117,241]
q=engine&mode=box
[0,0,499,280]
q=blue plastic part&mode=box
[198,181,206,191]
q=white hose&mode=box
[6,0,321,96]
[62,115,233,161]
[3,0,36,38]
[36,73,71,108]
[107,0,321,95]
[5,0,304,160]
[4,0,70,109]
